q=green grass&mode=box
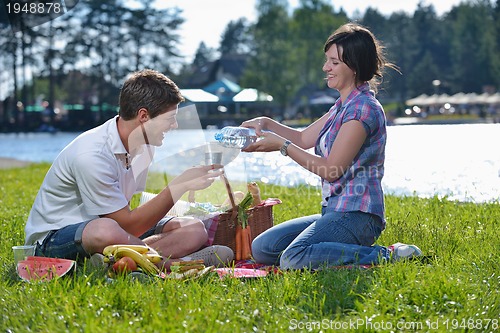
[1,163,499,332]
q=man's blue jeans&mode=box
[251,209,388,269]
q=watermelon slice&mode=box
[17,256,76,282]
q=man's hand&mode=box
[170,165,223,192]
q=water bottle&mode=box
[214,126,258,149]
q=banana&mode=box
[102,244,163,276]
[103,244,150,256]
[113,247,161,276]
[144,251,163,264]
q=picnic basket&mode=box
[210,174,279,253]
[211,199,275,253]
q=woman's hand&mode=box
[242,131,285,153]
[241,117,269,135]
[170,165,223,192]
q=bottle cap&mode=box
[214,132,223,141]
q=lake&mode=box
[1,123,499,203]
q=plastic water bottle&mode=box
[214,126,258,149]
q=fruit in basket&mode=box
[248,182,262,206]
[221,191,245,208]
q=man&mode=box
[25,69,233,268]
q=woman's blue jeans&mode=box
[252,209,388,269]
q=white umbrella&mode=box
[424,94,441,105]
[180,89,219,102]
[448,92,467,104]
[406,93,429,105]
[437,93,450,104]
[309,95,337,105]
[233,88,273,102]
[486,92,500,104]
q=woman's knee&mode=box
[250,234,267,262]
[279,246,306,270]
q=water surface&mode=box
[1,124,499,203]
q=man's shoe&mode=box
[388,242,422,261]
[182,245,234,267]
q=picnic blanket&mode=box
[213,259,373,278]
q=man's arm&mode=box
[101,165,223,236]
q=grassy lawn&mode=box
[1,163,499,332]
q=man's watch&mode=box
[280,140,291,156]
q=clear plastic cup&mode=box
[205,151,222,165]
[12,245,35,265]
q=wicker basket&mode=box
[208,174,278,253]
[212,203,275,253]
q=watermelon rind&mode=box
[17,256,76,282]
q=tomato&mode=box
[112,256,137,273]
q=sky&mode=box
[157,0,468,62]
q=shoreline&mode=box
[0,157,32,169]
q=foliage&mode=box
[0,0,185,108]
[219,18,253,56]
[290,0,348,91]
[1,0,499,126]
[1,163,499,332]
[192,42,216,69]
[243,0,499,112]
[241,0,297,108]
[448,0,499,93]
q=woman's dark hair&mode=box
[119,69,184,120]
[324,23,399,92]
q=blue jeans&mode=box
[35,217,174,261]
[251,209,388,269]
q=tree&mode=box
[291,0,347,87]
[193,42,216,70]
[59,0,127,116]
[381,12,415,106]
[219,18,252,56]
[361,7,388,39]
[448,0,498,92]
[241,0,295,113]
[122,1,184,75]
[0,18,36,129]
[403,4,450,96]
[174,42,216,88]
[493,0,500,84]
[407,51,440,95]
[61,0,184,107]
[0,26,19,127]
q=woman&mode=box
[242,23,421,269]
